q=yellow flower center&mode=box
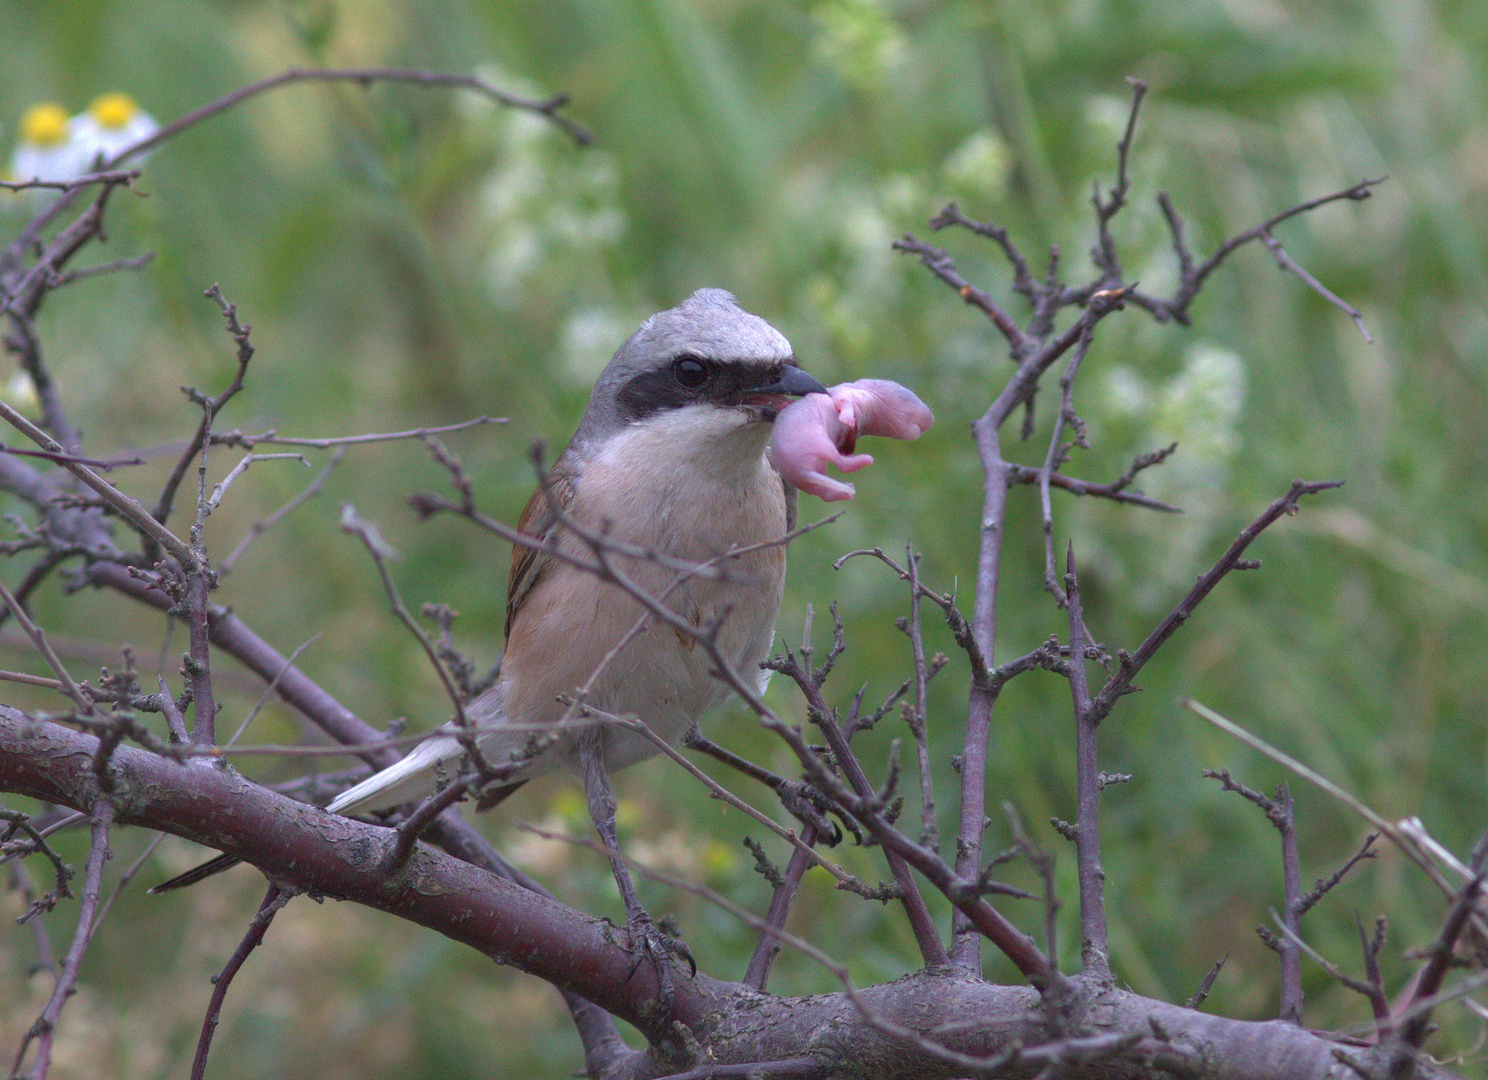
[19,103,69,147]
[89,93,138,130]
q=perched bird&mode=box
[328,288,824,815]
[157,289,826,988]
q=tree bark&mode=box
[0,708,1456,1079]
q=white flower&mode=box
[10,102,88,183]
[69,93,158,168]
[9,94,158,186]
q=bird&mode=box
[328,288,823,814]
[156,288,826,992]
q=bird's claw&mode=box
[623,909,694,1025]
[777,780,855,846]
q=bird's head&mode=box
[571,290,826,470]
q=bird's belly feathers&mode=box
[500,439,788,774]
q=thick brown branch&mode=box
[0,711,1466,1078]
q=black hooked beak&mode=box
[756,365,828,398]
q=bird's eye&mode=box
[673,356,708,388]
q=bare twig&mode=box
[1190,701,1481,913]
[1267,911,1379,1008]
[1276,784,1304,1023]
[0,808,74,916]
[152,283,255,531]
[105,67,592,167]
[46,251,156,287]
[218,448,345,575]
[0,576,91,713]
[206,452,308,512]
[1357,915,1392,1037]
[743,821,821,991]
[1003,802,1059,973]
[1064,546,1110,979]
[833,547,989,690]
[163,289,259,748]
[338,503,469,730]
[1006,457,1181,514]
[212,415,502,450]
[0,443,142,470]
[890,233,1029,350]
[4,174,141,452]
[382,776,488,872]
[222,635,322,749]
[1090,78,1149,279]
[190,885,293,1080]
[1298,833,1379,919]
[1257,229,1373,343]
[767,651,964,974]
[0,400,198,568]
[11,800,113,1080]
[1201,769,1302,1018]
[1398,836,1488,1050]
[1096,479,1344,721]
[900,547,939,852]
[591,707,865,893]
[684,727,851,846]
[1037,329,1097,605]
[158,674,190,744]
[1145,179,1384,337]
[0,169,142,194]
[926,205,1042,311]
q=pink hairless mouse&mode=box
[770,379,934,501]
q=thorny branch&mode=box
[3,171,143,454]
[1094,478,1344,722]
[1200,771,1303,1017]
[1063,548,1110,979]
[1004,457,1181,512]
[0,61,616,1076]
[2,69,1458,1080]
[11,801,113,1080]
[1151,179,1383,338]
[1396,832,1488,1051]
[885,75,1387,1028]
[111,67,592,168]
[0,809,74,918]
[764,648,950,970]
[152,283,255,534]
[899,548,941,853]
[189,885,292,1080]
[1299,832,1380,919]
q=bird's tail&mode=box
[325,733,467,815]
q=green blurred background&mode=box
[2,0,1486,1076]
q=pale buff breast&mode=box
[500,412,789,773]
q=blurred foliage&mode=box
[1,0,1487,1076]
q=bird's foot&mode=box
[776,779,856,846]
[622,908,695,1024]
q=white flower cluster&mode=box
[7,93,159,184]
